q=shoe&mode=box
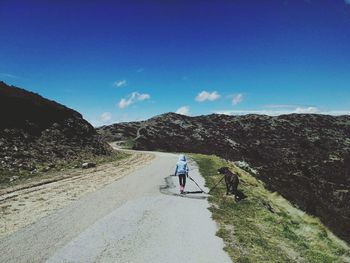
[180,190,184,194]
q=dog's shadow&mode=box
[233,190,247,202]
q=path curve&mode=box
[0,151,232,263]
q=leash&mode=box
[188,176,206,193]
[188,174,226,194]
[207,175,225,194]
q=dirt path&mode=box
[0,152,154,239]
[0,151,231,263]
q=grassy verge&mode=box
[123,138,136,149]
[0,151,130,188]
[191,154,350,263]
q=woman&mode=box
[174,154,189,194]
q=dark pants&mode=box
[178,173,186,187]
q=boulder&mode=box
[82,162,96,169]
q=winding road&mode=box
[0,151,231,263]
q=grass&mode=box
[191,154,350,263]
[0,150,130,188]
[122,138,136,149]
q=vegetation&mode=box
[191,154,350,263]
[0,151,130,188]
[122,138,136,149]
[105,112,350,241]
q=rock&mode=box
[29,165,36,171]
[235,161,258,175]
[42,167,51,172]
[9,176,19,182]
[261,200,274,213]
[30,169,38,174]
[82,162,96,169]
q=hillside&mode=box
[0,81,112,183]
[192,154,350,262]
[97,112,350,243]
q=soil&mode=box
[0,151,154,239]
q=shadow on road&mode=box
[159,176,207,200]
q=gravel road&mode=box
[0,151,232,263]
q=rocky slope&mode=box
[97,112,350,243]
[0,81,112,183]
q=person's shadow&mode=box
[161,175,207,200]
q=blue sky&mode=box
[1,0,350,126]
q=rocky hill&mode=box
[0,81,112,183]
[97,112,350,243]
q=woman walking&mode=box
[174,154,189,194]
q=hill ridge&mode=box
[97,112,350,243]
[0,81,112,183]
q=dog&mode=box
[217,167,239,197]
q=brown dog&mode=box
[217,167,239,196]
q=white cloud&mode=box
[294,106,320,114]
[232,93,243,105]
[265,104,297,109]
[0,73,18,79]
[175,106,190,115]
[264,105,320,113]
[136,68,144,73]
[195,91,221,102]
[214,107,350,116]
[100,112,112,122]
[113,80,127,88]
[325,110,350,115]
[215,110,286,116]
[118,92,151,109]
[137,93,151,101]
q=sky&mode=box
[1,0,350,126]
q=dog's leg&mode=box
[233,182,238,200]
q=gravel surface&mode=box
[0,151,232,263]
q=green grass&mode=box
[191,154,350,263]
[114,138,136,149]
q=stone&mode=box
[82,162,96,169]
[42,167,51,172]
[9,176,19,182]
